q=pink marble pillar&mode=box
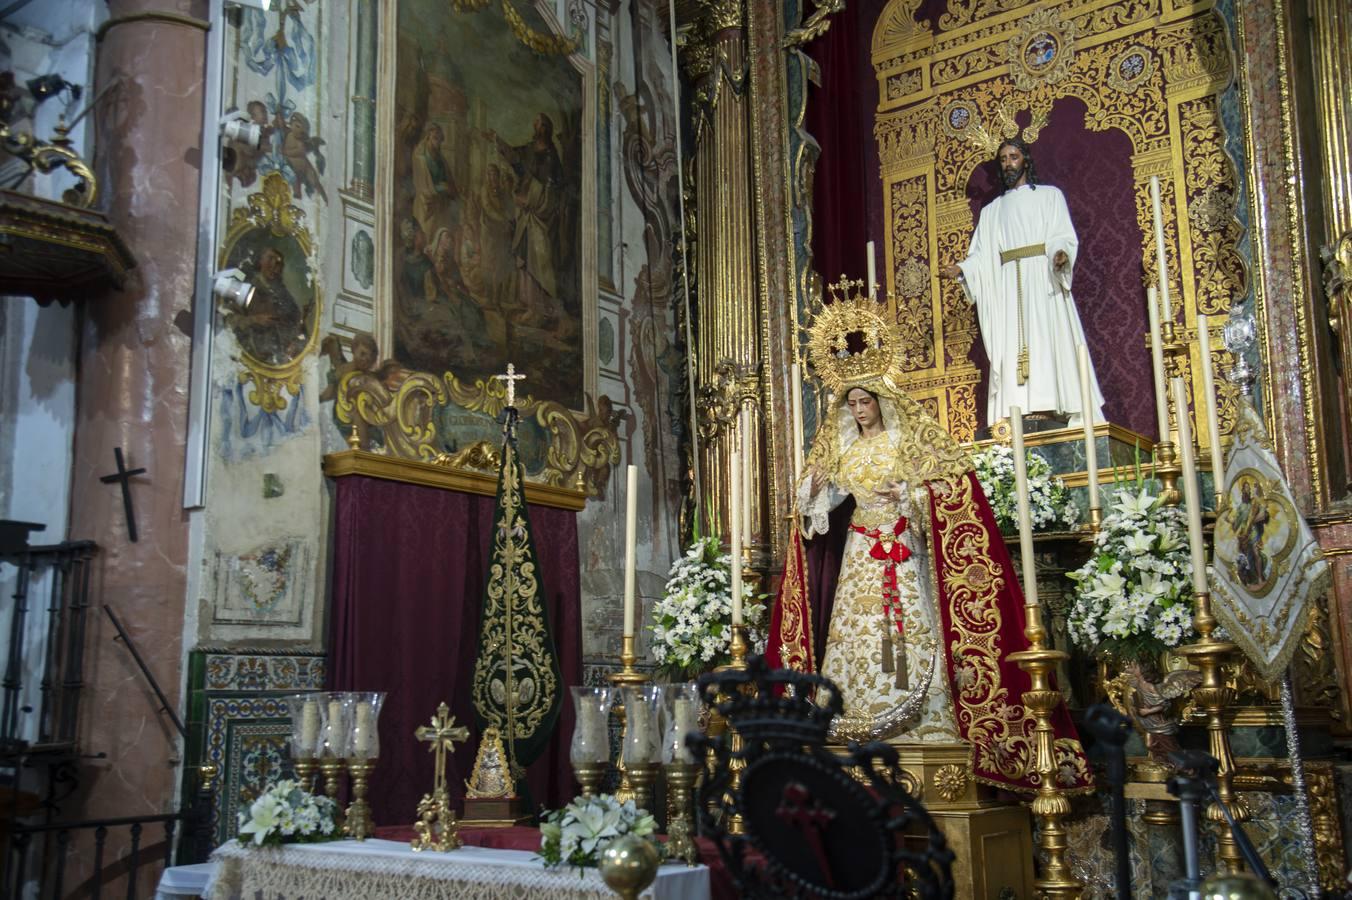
[65,0,205,851]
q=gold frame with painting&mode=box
[218,172,321,413]
[373,0,597,422]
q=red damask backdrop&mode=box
[810,5,1156,439]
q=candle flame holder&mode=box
[608,634,651,803]
[712,625,750,834]
[572,761,607,798]
[665,761,701,866]
[1154,439,1183,506]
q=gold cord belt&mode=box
[999,242,1046,385]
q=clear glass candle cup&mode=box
[285,693,323,760]
[622,684,665,766]
[347,691,386,760]
[661,682,702,765]
[569,685,613,765]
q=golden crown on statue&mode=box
[806,276,906,395]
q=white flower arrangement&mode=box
[650,536,767,679]
[236,779,341,848]
[538,793,657,869]
[1066,488,1195,662]
[972,444,1079,533]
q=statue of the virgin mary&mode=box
[766,288,1091,794]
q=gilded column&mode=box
[687,0,765,555]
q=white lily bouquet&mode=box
[538,793,657,869]
[1066,488,1195,662]
[651,535,767,679]
[236,779,341,847]
[972,444,1078,533]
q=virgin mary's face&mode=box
[846,389,881,430]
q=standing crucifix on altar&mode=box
[940,137,1105,430]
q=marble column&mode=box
[350,0,376,198]
[66,0,205,855]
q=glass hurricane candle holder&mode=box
[570,685,612,797]
[316,693,351,805]
[347,691,386,760]
[661,682,702,765]
[622,685,663,813]
[285,694,322,790]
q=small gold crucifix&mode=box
[415,702,469,794]
[493,363,526,407]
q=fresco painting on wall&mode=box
[220,221,317,369]
[384,0,587,411]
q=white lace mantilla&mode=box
[206,839,709,900]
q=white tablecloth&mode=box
[206,839,709,900]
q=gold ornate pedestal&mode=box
[845,743,1036,899]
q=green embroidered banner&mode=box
[470,422,563,781]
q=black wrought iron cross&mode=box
[99,447,146,543]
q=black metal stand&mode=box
[1167,749,1276,899]
[1085,703,1132,900]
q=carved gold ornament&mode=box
[933,763,971,802]
[336,369,619,496]
[1005,8,1077,92]
[219,173,319,415]
[805,278,906,395]
[1107,45,1155,93]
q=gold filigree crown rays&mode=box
[806,277,907,395]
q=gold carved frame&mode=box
[353,0,610,495]
[872,0,1246,448]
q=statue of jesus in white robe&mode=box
[942,139,1104,429]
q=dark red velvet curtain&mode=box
[328,475,580,827]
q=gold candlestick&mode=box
[318,759,344,801]
[293,757,318,794]
[572,761,607,798]
[713,625,750,834]
[1173,591,1249,874]
[665,761,701,866]
[608,633,651,803]
[1007,604,1082,899]
[627,762,658,814]
[344,758,377,841]
[1153,439,1183,506]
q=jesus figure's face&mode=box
[999,144,1027,188]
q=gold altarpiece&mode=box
[871,0,1244,452]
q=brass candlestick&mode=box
[344,758,376,841]
[1173,591,1249,874]
[1007,606,1082,899]
[608,634,650,803]
[665,761,701,866]
[318,758,345,811]
[572,761,607,798]
[1154,439,1183,506]
[713,624,750,835]
[293,757,319,794]
[627,762,658,815]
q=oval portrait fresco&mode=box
[219,225,319,369]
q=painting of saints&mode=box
[384,0,590,411]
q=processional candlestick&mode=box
[411,702,470,852]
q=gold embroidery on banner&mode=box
[470,439,560,755]
[774,536,813,673]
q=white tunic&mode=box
[957,183,1105,428]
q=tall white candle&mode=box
[1172,378,1209,595]
[1147,287,1171,442]
[672,697,698,763]
[1009,407,1039,608]
[729,448,743,626]
[740,408,753,544]
[1149,176,1173,321]
[866,241,877,299]
[1077,344,1100,513]
[354,701,373,754]
[1196,315,1224,484]
[790,362,805,488]
[623,464,638,638]
[300,700,319,754]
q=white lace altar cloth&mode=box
[206,839,710,900]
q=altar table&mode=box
[206,839,711,900]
